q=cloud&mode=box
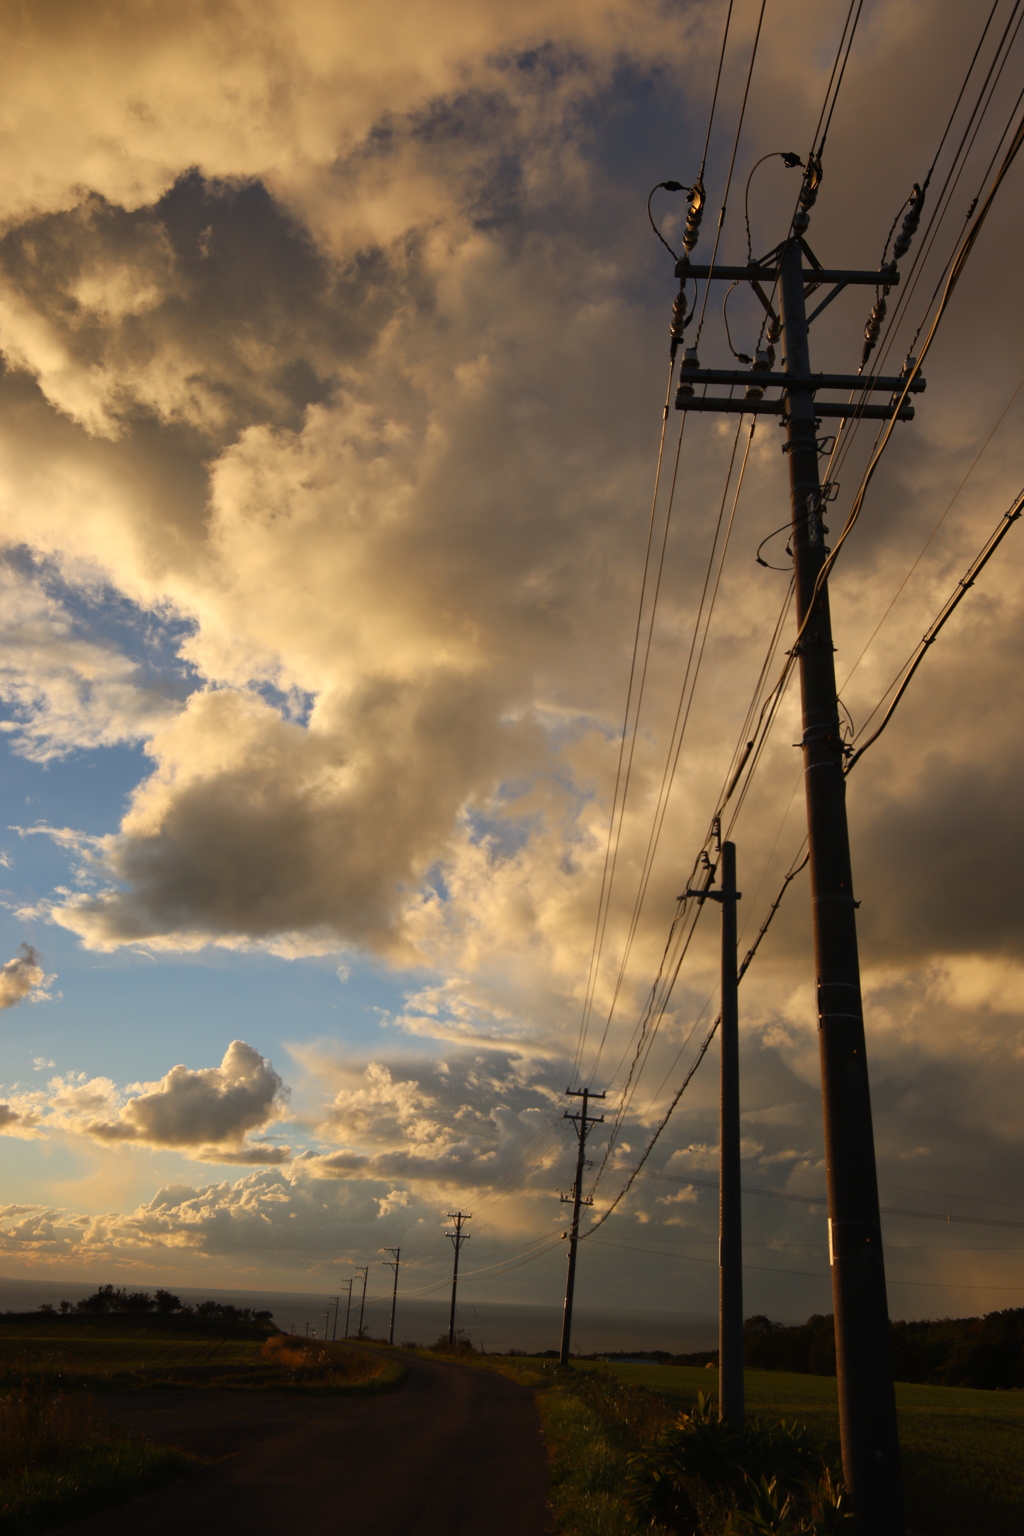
[0,946,51,1010]
[40,1041,290,1161]
[0,562,179,761]
[87,1039,287,1150]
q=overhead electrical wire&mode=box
[837,373,1024,703]
[577,0,867,1119]
[693,0,767,348]
[572,376,682,1080]
[574,3,1019,1246]
[572,4,1024,1253]
[585,417,757,1085]
[584,457,1024,1234]
[571,0,746,1088]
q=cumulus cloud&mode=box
[0,946,51,1010]
[32,1041,290,1162]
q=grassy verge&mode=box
[0,1386,198,1534]
[0,1441,197,1534]
[571,1361,1024,1536]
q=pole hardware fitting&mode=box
[682,175,706,254]
[792,153,823,234]
[892,183,925,262]
[676,346,701,398]
[683,887,742,902]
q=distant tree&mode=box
[76,1285,156,1314]
[153,1289,182,1314]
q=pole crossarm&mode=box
[673,369,925,393]
[675,397,915,420]
[675,262,898,285]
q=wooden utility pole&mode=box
[558,1086,605,1366]
[445,1213,470,1345]
[688,839,743,1428]
[382,1247,401,1345]
[341,1277,354,1339]
[355,1266,369,1339]
[668,161,910,1531]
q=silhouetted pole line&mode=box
[382,1247,401,1346]
[341,1277,354,1339]
[558,1086,606,1366]
[669,162,908,1531]
[686,837,743,1430]
[329,1293,341,1342]
[445,1212,470,1346]
[354,1266,369,1340]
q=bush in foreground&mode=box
[623,1392,848,1534]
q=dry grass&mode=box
[0,1385,194,1533]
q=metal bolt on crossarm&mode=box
[558,1086,606,1367]
[672,180,906,1530]
[445,1212,471,1346]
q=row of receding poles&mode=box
[331,1250,403,1345]
[332,1221,468,1352]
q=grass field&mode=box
[0,1316,403,1532]
[573,1361,1024,1536]
[0,1314,401,1393]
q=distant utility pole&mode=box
[381,1248,401,1345]
[686,836,742,1429]
[355,1266,369,1339]
[329,1294,340,1342]
[670,162,911,1532]
[558,1086,605,1367]
[445,1212,471,1345]
[341,1277,354,1339]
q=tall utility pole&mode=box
[381,1247,401,1346]
[355,1266,369,1339]
[669,164,911,1532]
[445,1212,470,1346]
[341,1277,354,1339]
[329,1294,340,1342]
[687,838,742,1429]
[558,1086,606,1367]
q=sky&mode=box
[0,0,1023,1329]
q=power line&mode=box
[845,484,1024,769]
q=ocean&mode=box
[0,1274,717,1354]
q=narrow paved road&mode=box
[62,1354,549,1535]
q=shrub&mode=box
[624,1394,842,1535]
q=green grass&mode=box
[0,1442,197,1534]
[571,1361,1024,1536]
[0,1318,402,1394]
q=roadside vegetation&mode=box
[411,1335,1024,1535]
[0,1285,402,1532]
